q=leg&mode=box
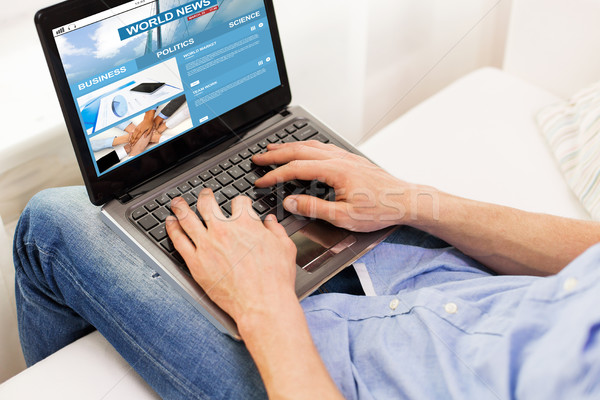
[14,187,266,399]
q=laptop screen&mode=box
[52,0,281,176]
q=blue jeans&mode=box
[13,187,450,399]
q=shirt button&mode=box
[389,298,400,310]
[444,302,458,314]
[563,277,578,292]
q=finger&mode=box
[165,216,196,260]
[263,213,288,238]
[284,194,347,222]
[255,159,339,187]
[170,197,206,242]
[230,195,259,221]
[252,141,343,166]
[195,188,225,226]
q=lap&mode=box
[15,187,266,399]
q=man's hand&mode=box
[130,110,156,145]
[165,191,297,324]
[253,140,433,232]
[165,191,343,398]
[127,127,154,157]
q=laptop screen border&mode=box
[35,0,291,205]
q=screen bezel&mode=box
[35,0,291,205]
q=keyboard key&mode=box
[233,179,251,193]
[294,121,308,129]
[230,155,242,164]
[222,201,232,216]
[138,214,158,231]
[257,139,269,148]
[266,134,279,143]
[153,207,172,223]
[245,172,260,185]
[132,207,147,220]
[204,179,222,192]
[246,187,261,200]
[150,225,168,242]
[199,171,212,181]
[313,133,330,143]
[214,191,227,205]
[216,173,234,186]
[238,159,254,173]
[161,238,175,252]
[293,126,318,141]
[144,201,159,212]
[285,125,297,134]
[255,187,274,197]
[221,185,240,200]
[228,166,244,180]
[263,193,279,208]
[219,160,232,170]
[249,145,261,154]
[276,210,292,222]
[167,189,181,199]
[191,187,204,198]
[239,150,252,159]
[209,166,222,176]
[181,193,196,206]
[177,183,192,193]
[276,130,288,139]
[255,166,273,176]
[282,136,296,143]
[188,177,203,187]
[155,194,171,206]
[275,184,295,200]
[252,200,270,215]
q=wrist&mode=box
[236,289,301,341]
[395,184,443,228]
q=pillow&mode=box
[537,81,600,220]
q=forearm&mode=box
[407,189,600,276]
[238,293,342,399]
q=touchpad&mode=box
[290,220,357,272]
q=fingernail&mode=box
[284,196,298,213]
[268,143,281,149]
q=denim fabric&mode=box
[14,187,600,399]
[14,187,265,399]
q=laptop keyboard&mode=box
[129,119,333,272]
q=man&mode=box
[14,141,600,399]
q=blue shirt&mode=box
[301,242,600,399]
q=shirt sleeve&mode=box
[90,137,116,152]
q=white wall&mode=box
[274,0,513,143]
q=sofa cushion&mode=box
[537,80,600,220]
[359,67,590,220]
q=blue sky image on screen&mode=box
[57,0,264,83]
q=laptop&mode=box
[35,0,395,339]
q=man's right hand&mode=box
[253,141,437,232]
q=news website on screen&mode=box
[53,0,280,175]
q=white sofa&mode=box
[1,0,600,397]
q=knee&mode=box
[16,187,92,249]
